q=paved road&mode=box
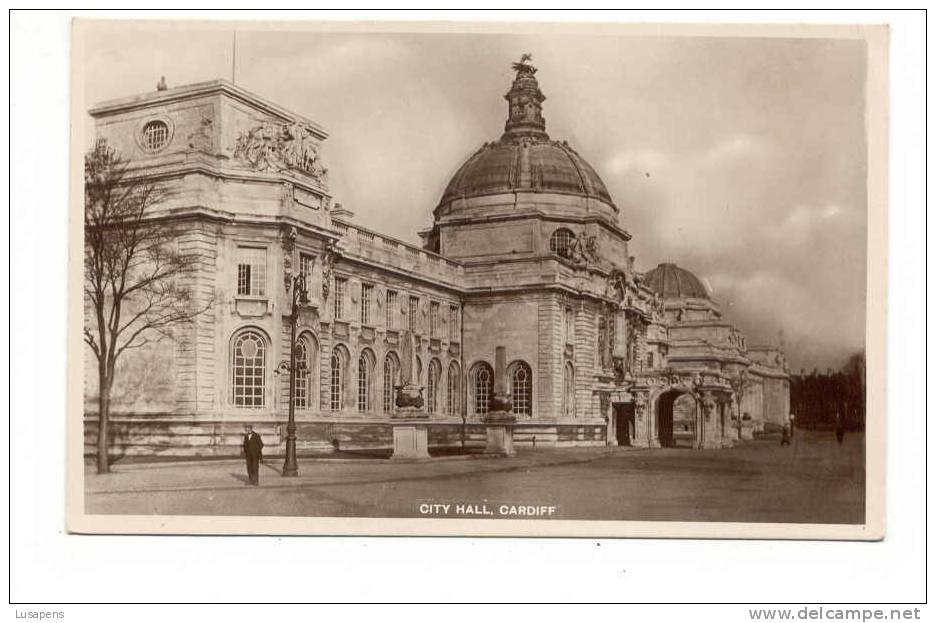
[84,429,864,524]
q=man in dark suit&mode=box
[243,426,264,485]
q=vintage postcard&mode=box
[67,19,887,538]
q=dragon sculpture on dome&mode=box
[512,52,536,74]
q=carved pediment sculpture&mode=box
[569,234,599,266]
[233,119,328,186]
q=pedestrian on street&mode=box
[243,425,264,485]
[789,413,795,438]
[834,412,845,445]
[780,422,791,446]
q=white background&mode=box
[6,8,928,618]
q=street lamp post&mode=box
[282,272,308,477]
[732,370,747,439]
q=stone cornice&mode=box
[118,152,332,198]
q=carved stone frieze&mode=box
[233,119,328,186]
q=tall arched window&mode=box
[357,353,371,412]
[427,359,441,415]
[446,362,460,417]
[563,361,575,418]
[232,330,267,408]
[549,228,576,258]
[383,353,399,413]
[471,362,494,416]
[510,360,533,417]
[294,339,309,409]
[329,349,345,411]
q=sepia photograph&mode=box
[67,19,887,538]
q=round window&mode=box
[141,120,170,152]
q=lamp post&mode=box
[731,369,748,439]
[282,272,309,477]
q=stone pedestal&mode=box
[482,411,516,456]
[390,410,430,460]
[740,420,754,440]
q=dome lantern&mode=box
[502,54,548,141]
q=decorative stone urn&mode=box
[390,331,430,460]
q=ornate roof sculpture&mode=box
[436,55,614,211]
[644,263,711,300]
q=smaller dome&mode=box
[644,263,711,300]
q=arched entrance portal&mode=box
[656,390,698,448]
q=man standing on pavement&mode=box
[243,425,264,485]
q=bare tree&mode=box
[84,139,211,473]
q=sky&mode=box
[80,22,868,373]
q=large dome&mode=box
[439,138,614,206]
[644,263,711,300]
[435,56,615,214]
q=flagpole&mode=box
[231,30,237,84]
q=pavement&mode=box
[84,429,865,524]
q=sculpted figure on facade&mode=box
[634,392,648,421]
[233,119,328,185]
[701,392,718,422]
[568,234,599,266]
[320,245,335,302]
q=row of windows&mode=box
[236,247,460,338]
[231,328,463,415]
[230,329,573,419]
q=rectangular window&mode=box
[449,305,459,341]
[386,289,397,329]
[236,247,266,297]
[408,296,419,332]
[360,283,373,325]
[299,252,315,285]
[333,276,347,320]
[646,352,654,369]
[565,307,574,343]
[429,301,439,337]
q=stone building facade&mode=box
[84,58,789,457]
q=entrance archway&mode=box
[656,390,698,448]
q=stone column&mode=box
[482,346,516,456]
[390,330,430,460]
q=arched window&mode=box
[295,339,309,409]
[232,330,266,408]
[383,353,399,413]
[329,348,346,411]
[426,359,442,415]
[563,362,575,418]
[292,333,318,410]
[446,362,460,417]
[549,228,576,258]
[510,361,533,417]
[471,362,494,416]
[357,353,371,412]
